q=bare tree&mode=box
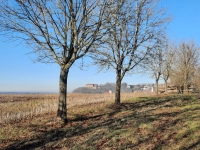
[170,41,199,93]
[148,38,164,94]
[193,65,200,92]
[0,0,107,123]
[92,0,169,103]
[162,41,175,92]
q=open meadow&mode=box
[0,93,200,149]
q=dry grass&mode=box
[0,92,150,124]
[0,94,58,124]
[1,93,200,149]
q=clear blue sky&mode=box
[0,0,200,93]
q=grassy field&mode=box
[0,93,200,149]
[0,93,149,124]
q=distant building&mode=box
[104,90,112,94]
[140,84,154,93]
[141,85,150,90]
[85,84,98,89]
[127,85,134,89]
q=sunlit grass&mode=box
[0,93,147,124]
[0,93,200,149]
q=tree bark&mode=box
[184,69,187,94]
[184,79,187,94]
[115,71,121,104]
[164,79,168,93]
[156,79,159,95]
[57,67,69,124]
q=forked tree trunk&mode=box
[115,72,121,104]
[57,67,69,124]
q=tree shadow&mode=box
[5,95,200,149]
[187,139,200,149]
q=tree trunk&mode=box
[115,72,121,104]
[57,67,69,124]
[156,79,159,95]
[164,79,168,93]
[184,80,189,94]
[184,69,188,94]
[184,81,187,94]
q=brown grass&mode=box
[0,93,200,149]
[0,92,150,124]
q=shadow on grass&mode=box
[5,95,200,149]
[187,139,200,149]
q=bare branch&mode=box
[91,0,170,103]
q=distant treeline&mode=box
[72,83,143,94]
